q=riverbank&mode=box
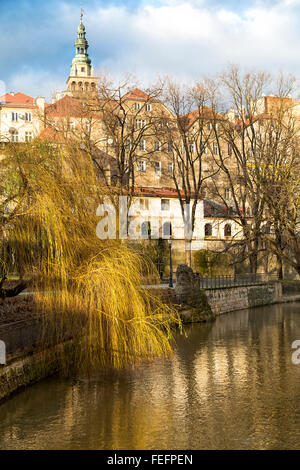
[1,276,300,403]
[1,302,300,450]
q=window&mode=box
[224,188,230,200]
[228,144,232,156]
[204,223,212,237]
[81,67,85,72]
[224,224,232,237]
[203,145,207,154]
[168,162,174,173]
[11,131,18,142]
[135,103,141,111]
[25,131,32,142]
[146,104,152,112]
[136,119,146,129]
[163,221,172,237]
[168,142,172,153]
[207,122,212,131]
[141,221,151,238]
[139,140,146,151]
[213,142,218,155]
[25,112,32,122]
[189,143,195,153]
[161,199,170,211]
[154,141,161,152]
[154,161,161,175]
[138,160,146,172]
[125,139,131,151]
[139,198,149,210]
[12,112,18,122]
[69,121,75,130]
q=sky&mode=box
[1,0,300,100]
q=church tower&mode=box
[66,10,98,97]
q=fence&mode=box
[195,273,278,289]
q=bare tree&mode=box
[157,78,219,266]
[207,66,296,275]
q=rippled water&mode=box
[1,302,300,450]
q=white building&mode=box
[0,92,45,143]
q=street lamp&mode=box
[168,237,173,288]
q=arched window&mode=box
[224,224,232,237]
[163,221,172,237]
[141,221,151,239]
[204,223,212,237]
[71,81,76,91]
[85,82,89,91]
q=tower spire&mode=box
[66,10,98,97]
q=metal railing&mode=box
[195,273,277,289]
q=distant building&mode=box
[0,92,45,143]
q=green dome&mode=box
[71,16,91,67]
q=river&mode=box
[1,302,300,450]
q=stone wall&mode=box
[174,264,283,318]
[205,282,282,316]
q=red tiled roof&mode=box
[123,88,159,103]
[0,92,35,108]
[45,95,88,118]
[180,107,222,129]
[134,186,191,198]
[38,127,67,143]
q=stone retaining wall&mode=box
[205,282,282,316]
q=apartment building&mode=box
[0,92,45,143]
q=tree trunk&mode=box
[276,255,283,280]
[185,240,192,268]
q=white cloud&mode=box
[7,68,65,101]
[5,0,300,97]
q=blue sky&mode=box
[1,0,300,100]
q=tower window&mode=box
[81,67,85,72]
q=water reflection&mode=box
[1,303,300,449]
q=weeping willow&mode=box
[0,139,180,373]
